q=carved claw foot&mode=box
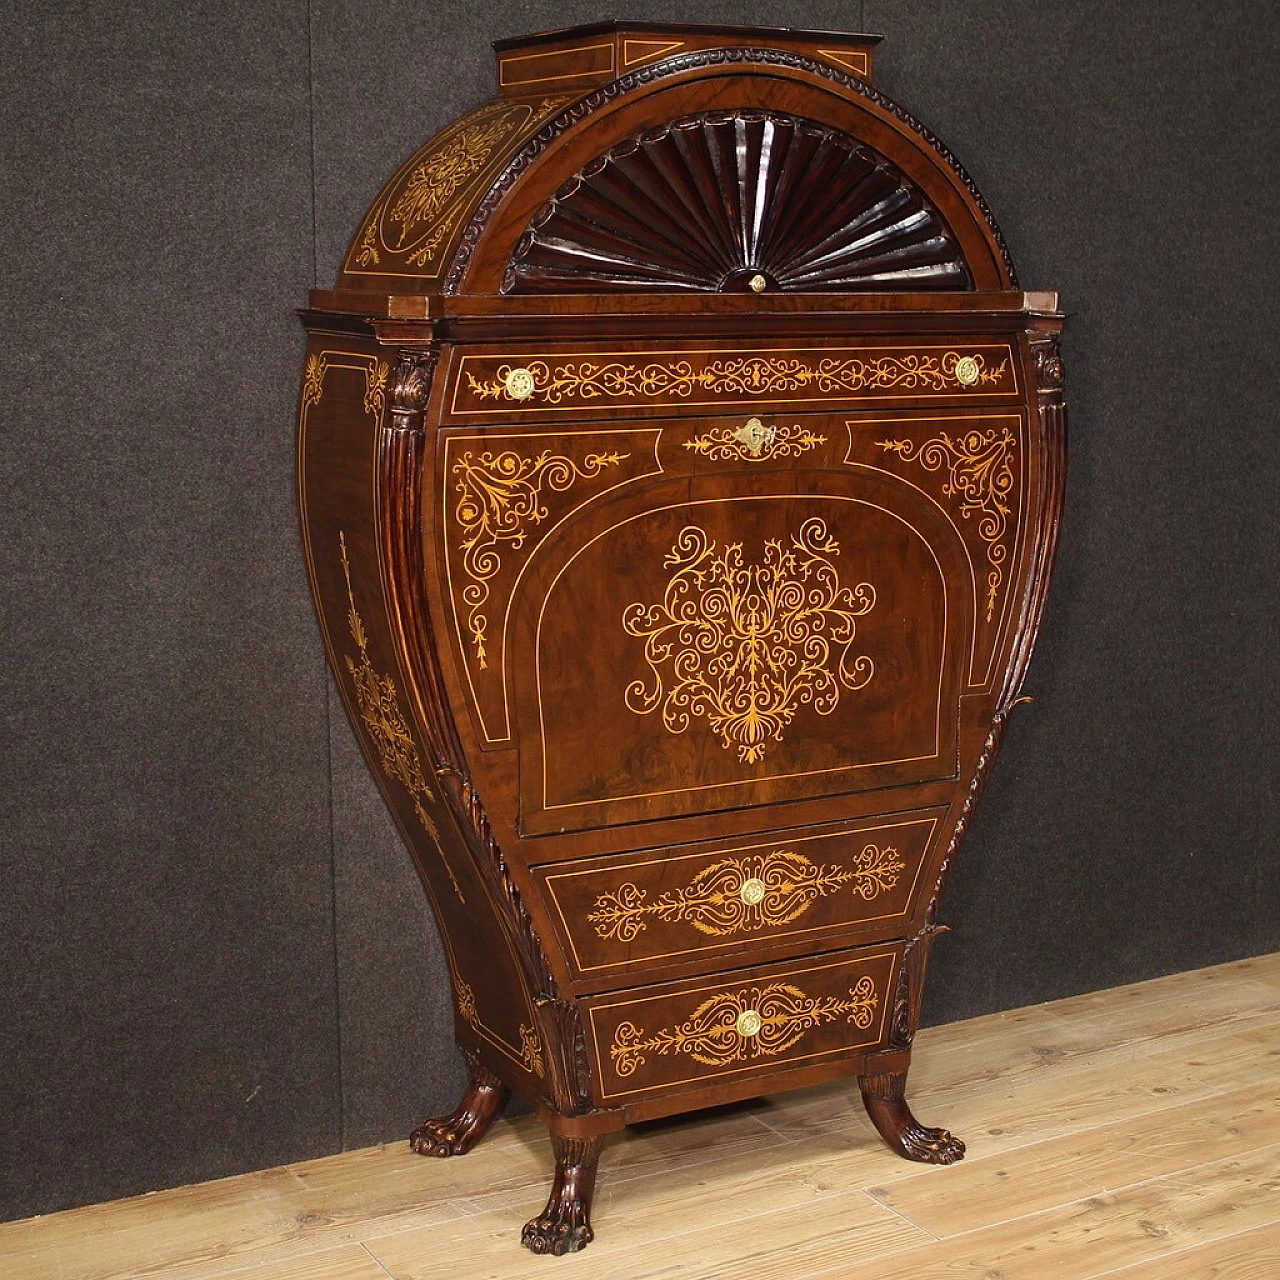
[521,1134,602,1255]
[890,1120,966,1164]
[859,1071,966,1165]
[410,1056,509,1158]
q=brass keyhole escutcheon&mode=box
[736,1009,763,1038]
[504,366,536,400]
[954,355,981,386]
[749,273,768,293]
[739,877,767,906]
[732,417,776,457]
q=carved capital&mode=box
[388,347,437,434]
[1030,336,1065,392]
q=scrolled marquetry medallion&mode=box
[684,420,827,463]
[622,518,875,763]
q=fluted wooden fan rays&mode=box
[503,110,971,293]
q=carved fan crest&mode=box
[504,110,971,293]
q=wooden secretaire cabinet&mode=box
[295,21,1066,1255]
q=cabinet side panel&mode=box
[297,335,550,1100]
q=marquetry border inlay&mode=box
[518,1024,547,1077]
[460,348,1011,413]
[452,447,628,667]
[299,350,546,1080]
[876,425,1017,621]
[338,532,465,905]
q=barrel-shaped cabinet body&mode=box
[296,23,1065,1128]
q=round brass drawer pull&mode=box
[739,877,767,906]
[954,355,981,386]
[504,366,536,400]
[736,1009,763,1038]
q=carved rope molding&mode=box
[610,976,879,1076]
[588,845,906,943]
[622,518,876,764]
[452,447,628,667]
[876,424,1017,622]
[445,46,1018,292]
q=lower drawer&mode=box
[583,943,899,1104]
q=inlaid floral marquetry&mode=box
[519,1024,546,1077]
[461,349,1010,412]
[342,94,575,280]
[456,980,478,1026]
[622,518,876,763]
[610,976,879,1075]
[339,533,463,904]
[877,425,1016,620]
[684,420,827,463]
[301,354,388,419]
[588,845,906,942]
[453,448,628,667]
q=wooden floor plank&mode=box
[870,1083,1280,1237]
[0,1158,463,1280]
[1089,1218,1280,1279]
[209,1244,393,1280]
[749,1011,1278,1165]
[366,1184,923,1280]
[2,953,1276,1280]
[803,1145,1280,1280]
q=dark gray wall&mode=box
[1,0,1275,1221]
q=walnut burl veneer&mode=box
[294,20,1066,1256]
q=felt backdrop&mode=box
[1,0,1275,1220]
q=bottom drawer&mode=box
[584,944,899,1104]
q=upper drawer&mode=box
[536,809,943,987]
[440,338,1021,424]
